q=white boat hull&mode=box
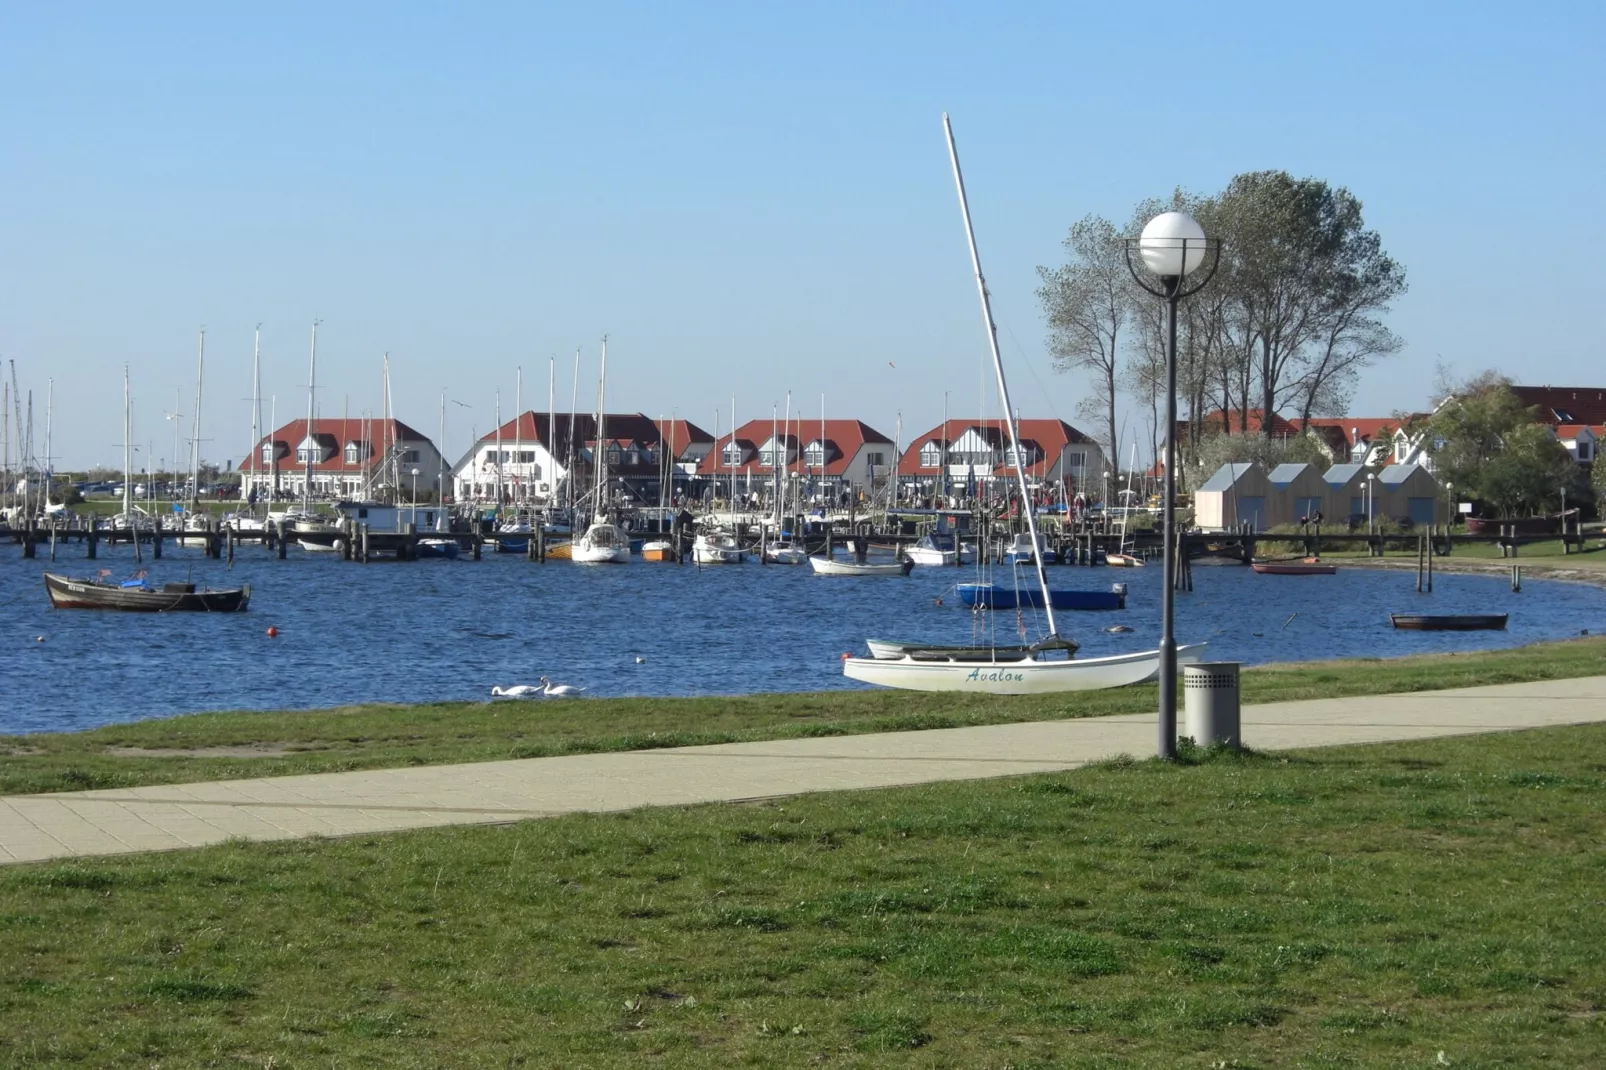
[572,521,630,564]
[809,556,913,576]
[765,543,808,565]
[904,547,959,567]
[843,643,1208,694]
[692,544,746,564]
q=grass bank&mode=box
[5,636,1605,797]
[2,724,1603,1066]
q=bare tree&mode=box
[1036,215,1130,474]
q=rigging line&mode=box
[996,316,1068,425]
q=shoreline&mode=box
[1330,553,1606,592]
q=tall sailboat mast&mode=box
[42,378,53,510]
[190,328,205,508]
[514,365,523,505]
[567,347,580,516]
[593,336,609,520]
[248,324,262,507]
[303,320,319,510]
[942,112,1058,638]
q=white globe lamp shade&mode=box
[1139,212,1208,277]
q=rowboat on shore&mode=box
[45,571,250,612]
[1389,613,1508,631]
[845,641,1209,694]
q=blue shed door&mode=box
[1236,496,1266,530]
[1408,497,1436,525]
[1350,496,1365,519]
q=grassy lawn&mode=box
[5,637,1605,796]
[2,724,1602,1067]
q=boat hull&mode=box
[844,643,1208,694]
[809,556,914,576]
[1389,613,1508,631]
[1104,553,1145,567]
[1251,562,1337,575]
[956,583,1125,611]
[45,573,249,612]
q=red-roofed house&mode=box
[449,412,712,504]
[241,419,446,501]
[1299,417,1426,467]
[1553,424,1597,467]
[897,419,1103,500]
[1509,386,1606,428]
[694,418,895,504]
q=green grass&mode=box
[2,724,1603,1067]
[5,636,1606,796]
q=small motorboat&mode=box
[764,539,809,564]
[1250,560,1338,576]
[691,530,746,565]
[45,571,250,612]
[415,538,461,559]
[1389,613,1508,631]
[1104,552,1146,567]
[905,532,969,567]
[639,538,676,562]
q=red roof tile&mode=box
[240,418,433,474]
[695,419,893,477]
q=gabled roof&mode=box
[654,417,715,458]
[1188,409,1303,436]
[1323,463,1368,487]
[472,412,671,461]
[1197,463,1259,492]
[897,418,1097,476]
[695,419,893,477]
[242,418,435,474]
[1267,463,1315,487]
[1377,463,1424,486]
[1554,423,1597,441]
[1509,386,1606,427]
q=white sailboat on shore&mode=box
[843,115,1206,695]
[572,337,630,565]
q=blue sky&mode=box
[3,1,1601,470]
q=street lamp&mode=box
[1445,481,1454,529]
[1367,472,1377,534]
[410,467,420,527]
[1126,211,1221,760]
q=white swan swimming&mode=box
[490,684,542,698]
[538,676,586,698]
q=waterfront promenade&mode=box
[4,675,1604,865]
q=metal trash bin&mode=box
[1183,662,1241,748]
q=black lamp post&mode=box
[1125,212,1221,760]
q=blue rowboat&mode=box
[957,583,1125,611]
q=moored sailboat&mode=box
[843,114,1203,694]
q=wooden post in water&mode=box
[86,531,97,560]
[226,529,235,564]
[49,524,57,561]
[1511,564,1521,592]
[359,523,370,563]
[276,521,288,559]
[152,529,162,559]
[471,535,482,561]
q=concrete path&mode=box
[3,676,1604,866]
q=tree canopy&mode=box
[1037,171,1406,470]
[1423,372,1587,517]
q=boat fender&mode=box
[266,626,279,638]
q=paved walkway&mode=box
[3,676,1604,866]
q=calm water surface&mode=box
[4,541,1604,734]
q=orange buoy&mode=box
[266,626,279,638]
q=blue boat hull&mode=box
[957,583,1124,611]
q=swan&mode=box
[490,684,542,698]
[538,676,586,698]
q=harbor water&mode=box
[3,542,1604,735]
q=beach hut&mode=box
[1193,463,1273,531]
[1323,464,1373,528]
[1376,464,1444,527]
[1266,463,1328,528]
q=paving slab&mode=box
[2,676,1603,866]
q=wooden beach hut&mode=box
[1194,463,1273,531]
[1376,464,1445,527]
[1323,464,1372,528]
[1266,463,1328,528]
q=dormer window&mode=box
[722,442,744,466]
[344,442,361,464]
[919,442,943,467]
[260,442,275,464]
[803,442,825,466]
